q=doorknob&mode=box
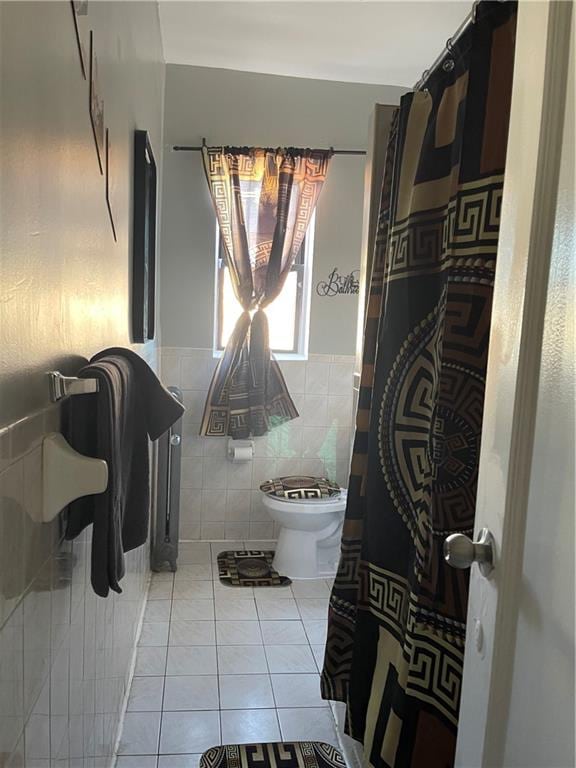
[443,527,495,577]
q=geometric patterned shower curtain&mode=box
[320,3,517,766]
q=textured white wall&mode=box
[0,3,165,765]
[0,1,165,427]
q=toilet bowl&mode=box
[262,490,347,579]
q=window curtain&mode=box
[320,3,517,767]
[200,146,332,438]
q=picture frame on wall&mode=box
[132,130,157,342]
[105,130,117,242]
[70,0,89,78]
[88,31,104,174]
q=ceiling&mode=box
[158,1,471,87]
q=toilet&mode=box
[261,483,347,579]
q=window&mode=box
[214,214,314,358]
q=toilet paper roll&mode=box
[230,445,253,462]
[227,439,254,462]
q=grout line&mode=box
[214,571,222,747]
[155,573,175,754]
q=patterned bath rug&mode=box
[217,550,292,588]
[200,742,345,768]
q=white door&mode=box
[454,1,575,766]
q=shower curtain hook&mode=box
[472,0,480,23]
[442,38,456,73]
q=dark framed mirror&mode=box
[132,129,157,342]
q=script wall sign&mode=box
[316,268,360,297]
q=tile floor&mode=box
[116,541,339,768]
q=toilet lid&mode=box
[259,475,340,500]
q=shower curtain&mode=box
[200,146,332,439]
[321,3,517,766]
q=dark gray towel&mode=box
[64,348,185,597]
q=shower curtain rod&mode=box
[171,145,366,156]
[413,0,479,90]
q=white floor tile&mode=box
[290,581,330,598]
[271,674,328,708]
[296,599,329,621]
[159,710,220,754]
[163,675,219,711]
[264,645,317,673]
[172,599,215,621]
[166,646,218,676]
[173,580,214,600]
[303,620,328,645]
[134,646,168,676]
[219,675,275,710]
[151,571,175,582]
[277,707,338,747]
[144,600,171,622]
[255,599,300,620]
[139,622,169,647]
[116,757,158,767]
[260,621,308,645]
[311,645,326,671]
[169,620,216,647]
[252,586,293,599]
[220,709,281,744]
[178,542,212,565]
[215,598,258,621]
[175,564,213,581]
[158,756,202,768]
[216,621,262,646]
[127,676,164,712]
[118,712,161,754]
[120,563,341,758]
[149,581,174,600]
[217,646,268,675]
[213,582,254,598]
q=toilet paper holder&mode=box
[227,438,254,462]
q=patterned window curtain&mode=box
[320,3,517,767]
[200,146,332,439]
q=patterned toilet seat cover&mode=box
[260,475,340,500]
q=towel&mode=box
[64,348,185,597]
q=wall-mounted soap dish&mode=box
[40,433,108,523]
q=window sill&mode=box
[212,350,308,362]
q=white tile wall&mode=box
[160,348,355,541]
[0,347,157,767]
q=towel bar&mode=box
[48,370,99,402]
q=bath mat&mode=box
[217,550,292,587]
[200,742,345,768]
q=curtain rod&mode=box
[171,145,366,156]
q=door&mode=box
[454,2,575,766]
